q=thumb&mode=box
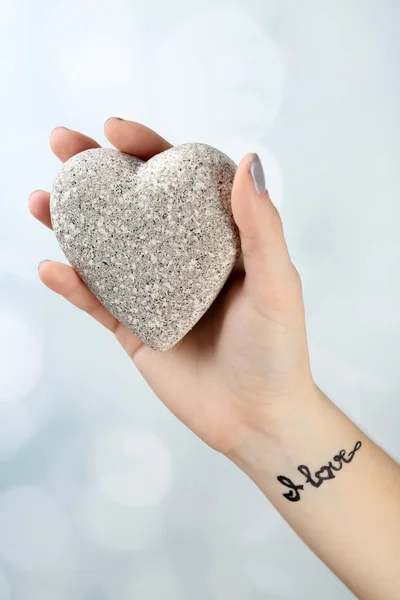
[231,153,300,309]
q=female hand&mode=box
[29,118,314,460]
[30,119,400,600]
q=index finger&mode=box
[104,118,173,160]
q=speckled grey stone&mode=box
[50,143,240,351]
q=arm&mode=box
[31,120,400,600]
[229,386,400,600]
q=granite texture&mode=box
[50,144,240,351]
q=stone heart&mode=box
[50,143,240,351]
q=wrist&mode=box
[225,382,328,477]
[226,383,366,508]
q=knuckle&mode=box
[241,231,259,258]
[290,265,303,291]
[247,266,304,322]
[269,205,283,233]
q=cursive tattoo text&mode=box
[277,441,362,502]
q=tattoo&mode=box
[277,441,362,502]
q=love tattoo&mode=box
[277,441,362,502]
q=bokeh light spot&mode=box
[90,428,173,506]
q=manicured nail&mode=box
[38,260,50,270]
[249,153,266,195]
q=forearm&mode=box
[228,387,400,600]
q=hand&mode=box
[29,119,316,459]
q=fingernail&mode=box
[249,153,266,195]
[106,117,123,123]
[38,260,50,270]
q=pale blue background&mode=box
[0,0,399,598]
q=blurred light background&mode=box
[0,0,399,598]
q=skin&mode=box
[29,119,400,600]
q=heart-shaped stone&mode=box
[50,143,240,351]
